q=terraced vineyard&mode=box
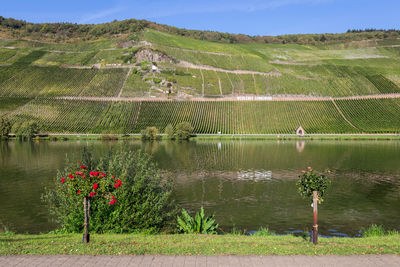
[335,98,400,133]
[0,65,129,97]
[3,98,400,134]
[1,26,400,134]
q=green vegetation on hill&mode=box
[1,28,400,98]
[1,17,400,134]
[1,16,399,45]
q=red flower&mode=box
[112,175,115,178]
[61,178,65,183]
[301,170,306,173]
[109,199,116,205]
[114,180,122,188]
[93,183,98,190]
[68,174,74,179]
[80,165,87,170]
[103,173,107,177]
[77,190,81,195]
[90,171,101,177]
[307,166,313,171]
[89,191,96,197]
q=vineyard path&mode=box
[177,60,281,76]
[54,93,400,102]
[118,68,132,98]
[330,98,360,131]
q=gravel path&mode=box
[1,255,399,267]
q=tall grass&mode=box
[361,224,399,237]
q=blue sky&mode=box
[1,0,399,36]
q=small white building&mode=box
[295,126,305,137]
[151,65,158,71]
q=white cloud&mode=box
[78,6,125,24]
[132,0,334,19]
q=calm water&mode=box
[0,140,400,236]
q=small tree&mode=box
[175,122,193,140]
[0,117,12,139]
[60,164,122,243]
[14,121,39,140]
[297,167,330,245]
[141,126,159,140]
[165,124,175,140]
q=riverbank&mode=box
[0,233,399,255]
[3,133,400,141]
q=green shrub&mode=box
[175,122,194,140]
[140,60,150,71]
[165,124,175,140]
[0,117,12,138]
[177,207,218,234]
[141,126,159,140]
[153,78,162,84]
[42,147,177,233]
[161,69,174,76]
[14,121,40,140]
[297,167,330,203]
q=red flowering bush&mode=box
[43,147,177,234]
[61,166,121,204]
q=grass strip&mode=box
[0,234,399,255]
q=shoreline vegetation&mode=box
[2,133,400,141]
[0,233,399,255]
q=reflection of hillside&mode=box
[1,140,400,235]
[148,140,400,174]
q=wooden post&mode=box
[83,196,90,243]
[313,191,318,245]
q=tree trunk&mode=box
[83,196,90,243]
[313,191,318,245]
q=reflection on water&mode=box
[237,170,272,181]
[0,140,400,235]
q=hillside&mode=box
[1,18,400,134]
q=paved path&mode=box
[1,255,399,267]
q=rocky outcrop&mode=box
[134,48,174,63]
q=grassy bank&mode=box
[4,133,400,142]
[0,233,399,255]
[194,134,400,141]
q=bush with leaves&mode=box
[297,166,330,245]
[141,126,160,140]
[175,122,194,140]
[0,117,12,139]
[13,121,39,140]
[177,207,218,234]
[297,166,330,203]
[43,146,177,233]
[165,124,175,140]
